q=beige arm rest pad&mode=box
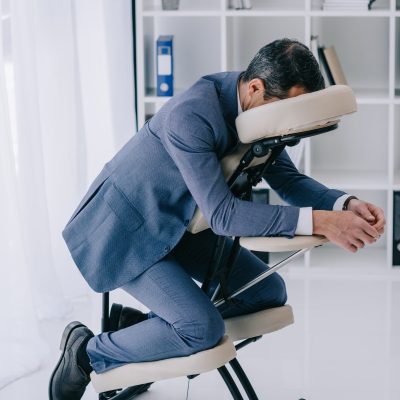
[90,335,236,393]
[224,305,294,342]
[239,235,328,252]
[236,85,357,143]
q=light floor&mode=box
[2,272,400,400]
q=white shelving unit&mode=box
[135,0,400,273]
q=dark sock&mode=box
[77,338,93,375]
[119,307,148,330]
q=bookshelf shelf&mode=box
[142,11,222,17]
[144,88,184,103]
[144,95,171,104]
[135,0,399,270]
[225,10,305,17]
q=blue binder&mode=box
[156,35,174,97]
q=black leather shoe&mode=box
[49,321,94,400]
[109,303,148,331]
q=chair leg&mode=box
[217,365,244,400]
[102,292,110,332]
[229,358,259,400]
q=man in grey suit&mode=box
[49,39,385,399]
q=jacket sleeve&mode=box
[263,149,346,210]
[161,110,300,237]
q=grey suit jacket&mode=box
[62,71,345,292]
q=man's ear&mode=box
[247,78,265,96]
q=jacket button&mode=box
[184,219,190,226]
[164,245,171,253]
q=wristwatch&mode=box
[342,196,358,211]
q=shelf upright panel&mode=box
[396,16,400,101]
[395,106,400,190]
[304,0,312,181]
[220,0,227,72]
[393,11,400,266]
[304,0,311,269]
[136,0,146,128]
[389,8,395,178]
[305,0,311,45]
[388,8,395,268]
[387,174,394,268]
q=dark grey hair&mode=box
[240,38,325,99]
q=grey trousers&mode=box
[86,229,287,373]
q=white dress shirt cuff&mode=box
[333,194,351,211]
[295,207,313,236]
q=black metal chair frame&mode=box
[97,124,338,399]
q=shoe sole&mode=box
[48,321,86,400]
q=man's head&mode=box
[239,38,325,111]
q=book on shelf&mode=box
[229,0,252,10]
[318,46,348,86]
[156,35,174,97]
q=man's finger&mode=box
[367,204,385,226]
[360,220,380,239]
[357,204,376,223]
[355,230,377,245]
[350,238,365,249]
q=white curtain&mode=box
[0,0,136,389]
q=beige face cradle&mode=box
[92,85,357,399]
